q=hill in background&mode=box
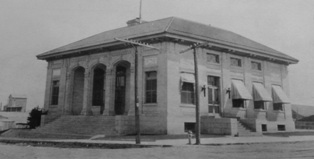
[291,104,314,121]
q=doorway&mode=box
[115,65,127,115]
[92,65,106,114]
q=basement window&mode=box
[262,124,267,132]
[184,122,195,133]
[277,125,286,131]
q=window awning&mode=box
[272,85,290,103]
[180,73,195,83]
[253,83,272,102]
[231,80,252,100]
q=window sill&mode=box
[180,104,195,108]
[207,62,221,66]
[143,103,157,107]
[232,107,246,110]
[231,66,243,69]
[273,110,284,113]
[254,109,266,112]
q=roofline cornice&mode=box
[163,33,298,64]
[37,32,298,65]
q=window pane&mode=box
[273,103,283,111]
[254,101,265,109]
[231,58,242,67]
[252,61,262,71]
[233,99,244,108]
[152,91,157,103]
[214,106,220,114]
[51,80,59,105]
[181,82,195,104]
[208,106,214,113]
[207,53,219,63]
[151,80,157,90]
[208,88,213,104]
[214,89,219,104]
[145,71,157,103]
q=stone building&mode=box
[36,17,298,136]
[3,94,27,112]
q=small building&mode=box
[3,94,27,112]
[36,17,298,136]
[0,115,15,131]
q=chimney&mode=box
[126,18,147,26]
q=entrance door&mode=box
[208,76,220,114]
[92,67,105,114]
[114,66,126,115]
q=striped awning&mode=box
[272,85,290,103]
[253,83,272,102]
[231,80,252,100]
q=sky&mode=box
[0,0,313,110]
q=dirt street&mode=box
[1,141,314,159]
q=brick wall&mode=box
[201,116,238,136]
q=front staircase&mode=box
[1,115,133,139]
[237,120,261,136]
[28,115,136,138]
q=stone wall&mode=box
[165,42,293,134]
[241,118,295,132]
[201,116,238,136]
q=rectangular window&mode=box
[254,101,265,110]
[262,124,267,132]
[233,99,245,108]
[51,80,60,105]
[184,122,195,133]
[145,71,157,103]
[251,61,262,71]
[207,53,219,64]
[208,76,220,113]
[277,125,286,131]
[273,103,283,111]
[230,57,242,67]
[181,82,195,104]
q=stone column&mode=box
[127,66,135,116]
[103,69,112,115]
[81,70,92,115]
[64,72,72,115]
[44,63,52,111]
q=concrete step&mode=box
[33,115,120,136]
[237,120,261,137]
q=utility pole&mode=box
[115,38,160,144]
[180,42,208,145]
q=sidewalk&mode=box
[1,135,314,147]
[51,135,314,146]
